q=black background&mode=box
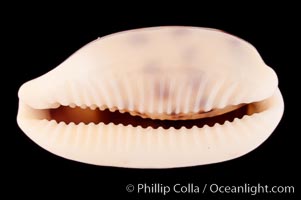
[5,6,298,199]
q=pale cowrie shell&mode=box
[17,26,284,168]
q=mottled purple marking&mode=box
[190,77,202,91]
[229,37,241,46]
[171,28,191,36]
[182,46,198,61]
[198,99,207,110]
[128,34,148,45]
[142,61,161,74]
[171,110,177,115]
[155,81,169,99]
[188,71,206,95]
[185,69,205,90]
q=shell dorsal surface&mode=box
[19,26,277,119]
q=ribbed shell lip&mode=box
[16,89,283,168]
[17,87,281,129]
[17,70,277,121]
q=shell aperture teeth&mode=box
[21,100,261,130]
[80,105,87,109]
[69,103,76,108]
[50,102,60,109]
[89,104,98,110]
